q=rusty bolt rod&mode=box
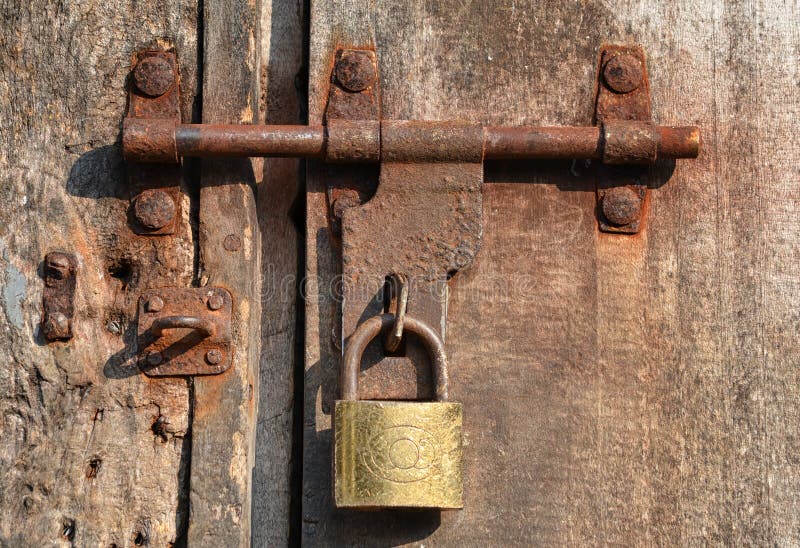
[176,124,326,158]
[483,126,700,160]
[126,120,700,162]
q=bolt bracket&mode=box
[595,45,653,233]
[136,287,233,376]
[126,50,182,236]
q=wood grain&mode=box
[304,0,800,545]
[252,0,305,545]
[190,0,262,545]
[0,1,199,545]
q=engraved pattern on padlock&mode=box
[334,313,463,509]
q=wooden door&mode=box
[303,1,800,546]
[0,1,300,546]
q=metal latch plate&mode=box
[137,287,233,376]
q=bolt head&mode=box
[207,294,224,311]
[133,189,176,230]
[133,55,175,97]
[335,50,377,92]
[45,252,73,280]
[43,312,71,341]
[603,54,643,94]
[146,296,165,313]
[205,349,223,365]
[146,351,163,366]
[601,186,643,226]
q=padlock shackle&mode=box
[341,313,449,402]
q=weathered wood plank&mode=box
[303,1,376,541]
[252,0,305,545]
[189,0,262,545]
[0,1,199,545]
[304,0,800,545]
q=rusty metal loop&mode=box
[150,316,215,338]
[341,313,449,402]
[383,273,408,353]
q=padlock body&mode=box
[334,400,463,509]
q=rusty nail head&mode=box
[43,312,71,340]
[601,186,643,226]
[146,351,163,366]
[205,349,223,365]
[133,189,176,230]
[46,254,71,275]
[146,296,165,313]
[603,54,643,94]
[335,50,377,92]
[332,192,362,220]
[133,55,175,97]
[207,294,224,311]
[223,234,242,252]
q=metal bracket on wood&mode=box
[41,251,77,342]
[323,48,483,398]
[136,287,233,376]
[595,45,656,233]
[125,50,182,235]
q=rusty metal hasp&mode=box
[136,287,233,376]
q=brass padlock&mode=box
[334,313,463,509]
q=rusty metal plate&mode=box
[126,50,182,236]
[137,287,232,376]
[341,122,484,400]
[41,251,77,342]
[595,45,652,234]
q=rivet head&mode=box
[146,351,163,366]
[601,186,643,226]
[146,296,165,312]
[45,252,73,280]
[205,349,223,365]
[603,54,643,94]
[43,312,71,341]
[335,50,377,92]
[207,294,224,311]
[133,55,175,97]
[133,189,176,230]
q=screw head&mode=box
[603,54,643,94]
[43,312,71,341]
[205,349,223,365]
[146,351,163,366]
[133,55,175,97]
[146,296,165,313]
[133,189,176,230]
[207,294,224,311]
[335,50,377,92]
[601,186,643,226]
